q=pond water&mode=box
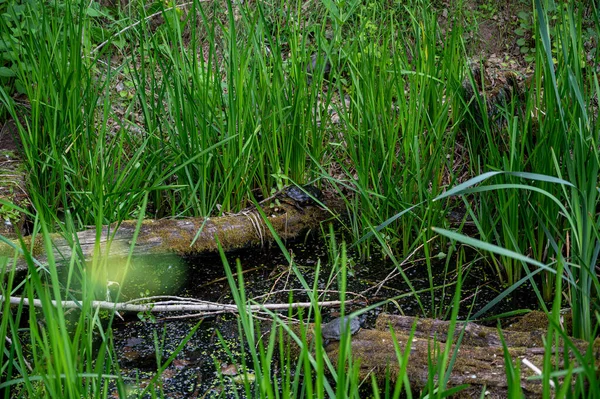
[103,236,539,398]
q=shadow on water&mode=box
[98,235,541,398]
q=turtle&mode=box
[306,53,332,85]
[278,185,322,211]
[321,315,362,346]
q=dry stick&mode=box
[522,358,556,389]
[197,265,264,289]
[265,253,294,303]
[161,309,300,322]
[251,288,365,303]
[1,295,355,314]
[364,237,434,297]
[4,336,33,372]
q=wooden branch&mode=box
[1,294,356,315]
[293,313,600,396]
[375,313,566,349]
[1,120,344,271]
[3,199,343,271]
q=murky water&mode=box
[105,237,539,398]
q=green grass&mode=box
[1,0,600,397]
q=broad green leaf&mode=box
[0,67,16,77]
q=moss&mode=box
[284,313,598,395]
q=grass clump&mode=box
[1,0,600,397]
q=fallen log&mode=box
[375,313,565,349]
[2,199,343,271]
[0,118,344,271]
[297,312,600,397]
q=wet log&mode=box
[300,312,600,397]
[375,313,564,349]
[0,119,343,271]
[3,199,343,271]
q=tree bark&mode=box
[3,199,343,271]
[301,312,600,397]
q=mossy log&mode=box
[374,313,574,349]
[297,312,600,397]
[4,199,343,271]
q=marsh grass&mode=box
[0,221,126,398]
[1,0,600,396]
[453,1,600,332]
[333,0,464,260]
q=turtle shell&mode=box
[283,185,322,205]
[321,316,361,342]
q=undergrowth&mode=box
[0,0,599,397]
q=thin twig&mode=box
[4,336,33,372]
[522,358,555,389]
[364,237,435,297]
[1,295,355,314]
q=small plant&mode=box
[515,10,536,62]
[0,199,29,229]
[0,0,42,94]
[478,0,498,19]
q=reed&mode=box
[1,0,599,396]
